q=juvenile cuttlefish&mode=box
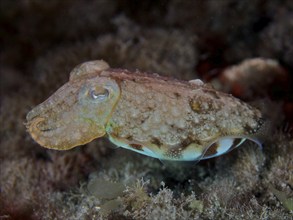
[26,60,266,161]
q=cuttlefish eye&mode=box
[79,84,111,104]
[89,87,109,102]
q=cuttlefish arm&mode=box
[26,60,267,161]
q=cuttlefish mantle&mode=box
[26,60,267,161]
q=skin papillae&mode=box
[26,60,266,161]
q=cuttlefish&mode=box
[26,60,266,161]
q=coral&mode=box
[216,58,289,100]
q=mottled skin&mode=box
[26,60,265,161]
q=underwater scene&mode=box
[1,1,293,219]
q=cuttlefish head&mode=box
[26,60,120,150]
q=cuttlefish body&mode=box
[26,60,266,161]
